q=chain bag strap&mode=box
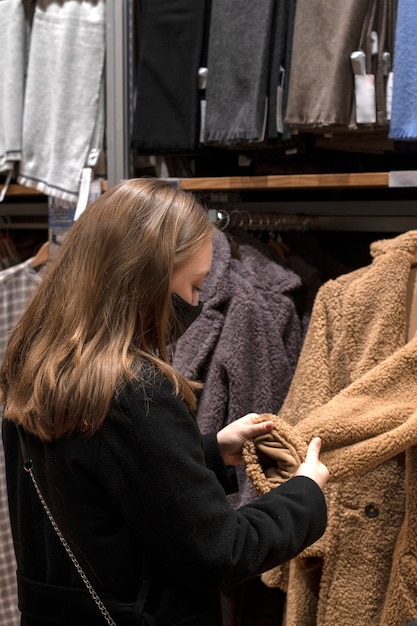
[16,426,119,626]
[16,426,151,624]
[24,459,117,625]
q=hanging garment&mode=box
[0,440,19,626]
[284,253,322,338]
[372,0,397,126]
[17,0,105,202]
[0,257,42,626]
[172,228,302,509]
[131,0,209,153]
[204,0,275,145]
[244,230,417,626]
[389,0,417,139]
[281,229,352,282]
[266,0,297,141]
[228,226,324,337]
[0,0,26,172]
[285,0,373,128]
[0,257,42,361]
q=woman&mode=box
[1,178,328,626]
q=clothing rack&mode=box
[211,200,417,233]
[2,2,417,235]
[2,180,417,233]
[212,209,317,232]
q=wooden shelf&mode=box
[177,172,390,191]
[1,184,45,196]
[0,172,397,197]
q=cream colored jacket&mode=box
[244,230,417,626]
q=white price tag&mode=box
[354,74,376,124]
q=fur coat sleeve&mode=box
[244,233,417,487]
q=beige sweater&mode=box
[244,230,417,626]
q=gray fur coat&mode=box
[173,228,302,507]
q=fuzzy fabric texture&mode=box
[389,0,417,140]
[0,0,25,172]
[204,1,275,144]
[243,230,417,625]
[172,228,302,509]
[285,0,371,128]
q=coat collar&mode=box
[370,230,417,260]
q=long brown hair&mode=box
[0,178,213,441]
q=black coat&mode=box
[2,374,327,625]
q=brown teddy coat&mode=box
[243,230,417,626]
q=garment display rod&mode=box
[213,207,417,233]
[224,200,417,232]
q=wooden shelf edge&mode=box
[178,172,390,190]
[2,182,107,198]
[1,173,391,197]
[1,184,45,197]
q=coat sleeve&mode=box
[286,337,417,481]
[245,294,417,492]
[245,276,417,488]
[100,379,327,593]
[201,431,238,494]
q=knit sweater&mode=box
[243,230,417,625]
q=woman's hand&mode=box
[217,413,274,465]
[295,437,329,489]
